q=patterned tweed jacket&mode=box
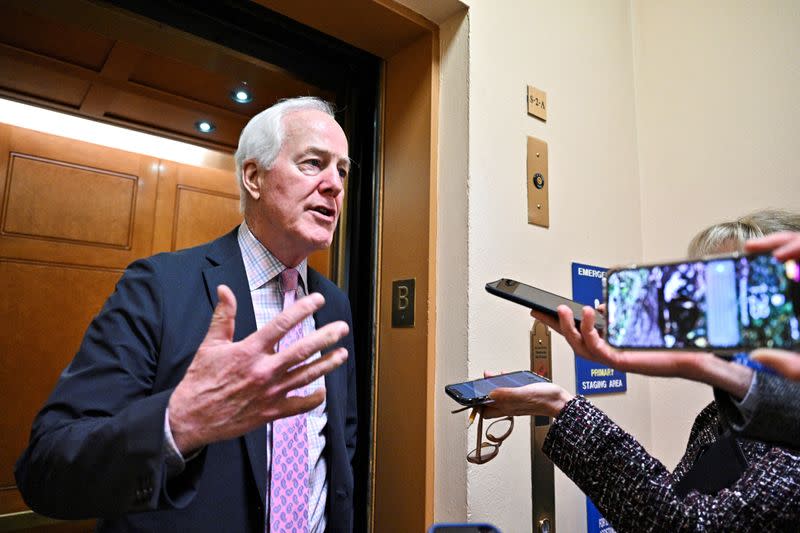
[543,397,800,532]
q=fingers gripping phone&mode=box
[486,278,606,331]
[605,252,800,351]
[445,370,550,407]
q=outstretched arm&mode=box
[542,397,800,532]
[532,305,754,399]
[482,375,800,532]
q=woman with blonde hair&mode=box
[484,209,800,532]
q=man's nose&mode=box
[320,165,344,195]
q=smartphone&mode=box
[445,370,550,407]
[486,278,606,330]
[605,252,800,351]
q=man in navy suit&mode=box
[15,97,357,532]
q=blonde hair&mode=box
[688,209,800,258]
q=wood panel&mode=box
[374,30,437,532]
[0,6,113,71]
[104,91,245,152]
[0,123,263,531]
[3,155,136,247]
[0,125,162,528]
[0,52,91,109]
[152,158,241,253]
[0,260,123,499]
[0,125,158,269]
[128,51,318,116]
[253,0,434,59]
[173,186,241,251]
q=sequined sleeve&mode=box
[543,396,800,532]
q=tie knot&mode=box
[280,268,299,294]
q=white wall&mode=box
[435,0,800,532]
[632,0,800,469]
[437,1,648,531]
[436,8,471,522]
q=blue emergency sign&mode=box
[571,262,627,395]
[572,262,623,533]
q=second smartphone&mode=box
[605,252,800,351]
[486,278,606,330]
[445,370,549,407]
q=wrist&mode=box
[697,356,754,400]
[718,363,754,401]
[550,390,574,417]
[168,388,202,454]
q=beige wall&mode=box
[437,1,647,531]
[632,0,800,469]
[433,0,800,531]
[435,8,470,522]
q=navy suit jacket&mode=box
[15,228,357,532]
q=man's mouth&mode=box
[310,206,335,218]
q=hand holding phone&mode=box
[445,370,550,407]
[605,252,800,351]
[486,278,606,331]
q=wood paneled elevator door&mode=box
[0,123,245,531]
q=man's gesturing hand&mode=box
[168,284,349,454]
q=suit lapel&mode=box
[202,229,257,343]
[308,270,343,419]
[202,229,267,509]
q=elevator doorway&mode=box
[0,0,379,530]
[0,0,444,530]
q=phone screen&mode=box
[446,370,547,405]
[606,253,800,350]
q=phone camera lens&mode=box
[504,279,514,286]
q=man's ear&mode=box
[241,161,261,201]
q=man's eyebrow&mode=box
[305,146,351,171]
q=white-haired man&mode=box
[16,97,357,532]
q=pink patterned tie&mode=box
[269,268,308,532]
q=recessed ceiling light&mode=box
[195,120,215,133]
[230,85,253,104]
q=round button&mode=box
[533,173,545,189]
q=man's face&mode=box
[244,109,349,266]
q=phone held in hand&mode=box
[604,252,800,351]
[445,370,550,407]
[486,278,606,331]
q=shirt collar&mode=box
[237,223,308,291]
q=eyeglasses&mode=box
[460,406,514,465]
